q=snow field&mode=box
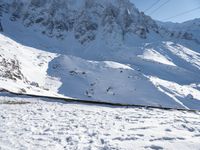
[0,94,200,150]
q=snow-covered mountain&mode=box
[0,0,200,110]
[158,19,200,44]
[4,0,159,40]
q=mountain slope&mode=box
[0,0,200,109]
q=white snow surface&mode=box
[0,94,200,150]
[0,33,65,97]
[138,48,176,66]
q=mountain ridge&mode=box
[158,18,200,44]
[1,0,160,41]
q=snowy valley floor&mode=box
[0,94,200,150]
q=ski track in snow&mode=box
[0,95,200,150]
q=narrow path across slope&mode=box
[1,90,199,112]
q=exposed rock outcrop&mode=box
[1,0,159,43]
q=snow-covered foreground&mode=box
[0,93,200,150]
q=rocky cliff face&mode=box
[0,56,25,81]
[0,22,2,32]
[0,0,159,43]
[0,2,2,32]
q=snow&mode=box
[0,34,56,85]
[0,93,200,150]
[158,19,200,43]
[165,42,200,70]
[0,0,200,148]
[138,48,176,66]
[149,76,200,110]
[104,61,133,70]
[0,0,200,110]
[0,33,66,97]
[48,55,184,108]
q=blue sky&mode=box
[131,0,200,23]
